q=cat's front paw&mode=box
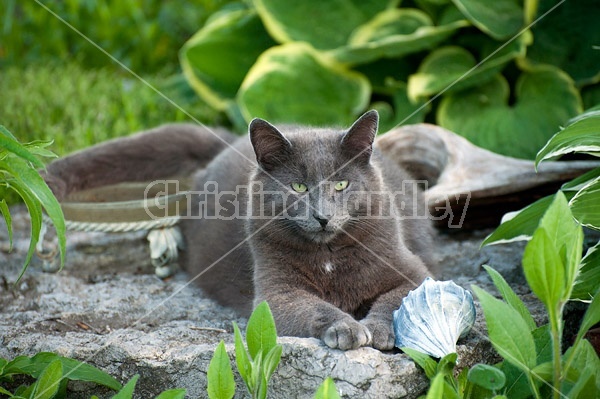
[361,319,395,350]
[323,319,372,350]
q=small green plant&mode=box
[0,352,122,398]
[207,301,282,399]
[313,377,341,399]
[0,126,66,281]
[405,193,600,398]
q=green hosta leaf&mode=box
[467,364,506,390]
[536,112,600,165]
[570,176,600,230]
[32,359,62,399]
[572,242,600,300]
[482,195,553,246]
[408,36,528,100]
[254,0,391,50]
[526,0,600,85]
[471,286,537,373]
[246,301,278,360]
[482,265,536,331]
[154,389,187,399]
[313,377,341,399]
[207,340,235,399]
[373,82,429,132]
[451,0,523,40]
[0,199,12,251]
[562,168,600,192]
[331,9,468,65]
[180,8,275,111]
[112,374,139,399]
[438,67,582,159]
[238,42,370,126]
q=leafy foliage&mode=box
[483,106,600,301]
[0,127,66,281]
[181,0,596,157]
[0,0,233,73]
[0,352,121,398]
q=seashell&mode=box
[393,277,476,358]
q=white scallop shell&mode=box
[393,277,476,358]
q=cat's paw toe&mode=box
[323,319,372,350]
[361,319,395,351]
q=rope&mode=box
[44,214,181,233]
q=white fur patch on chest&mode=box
[323,262,335,273]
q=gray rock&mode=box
[0,206,543,398]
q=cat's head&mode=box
[248,110,382,243]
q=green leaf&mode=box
[401,347,438,380]
[482,195,553,246]
[0,157,67,279]
[0,125,45,169]
[522,227,566,309]
[471,286,537,373]
[482,265,536,331]
[438,67,582,159]
[526,0,600,85]
[331,9,468,65]
[32,359,62,399]
[254,0,391,50]
[572,242,600,300]
[538,191,584,294]
[426,373,445,399]
[562,168,600,192]
[536,112,600,165]
[408,35,528,100]
[0,199,12,251]
[570,176,600,230]
[180,8,276,110]
[207,340,235,399]
[238,42,370,126]
[577,288,600,342]
[436,353,457,377]
[373,81,429,132]
[154,389,187,399]
[233,322,251,389]
[563,339,600,388]
[313,377,341,399]
[111,375,139,399]
[262,344,282,381]
[467,364,506,391]
[450,0,523,40]
[0,386,12,395]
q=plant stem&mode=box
[549,307,563,399]
[527,373,542,399]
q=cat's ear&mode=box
[341,110,379,162]
[249,118,292,170]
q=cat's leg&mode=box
[256,288,372,350]
[362,256,431,350]
[43,124,236,200]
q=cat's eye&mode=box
[334,180,349,191]
[291,182,308,193]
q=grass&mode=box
[0,61,222,157]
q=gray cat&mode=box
[43,110,434,350]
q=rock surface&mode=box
[0,206,544,398]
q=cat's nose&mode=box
[314,215,329,229]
